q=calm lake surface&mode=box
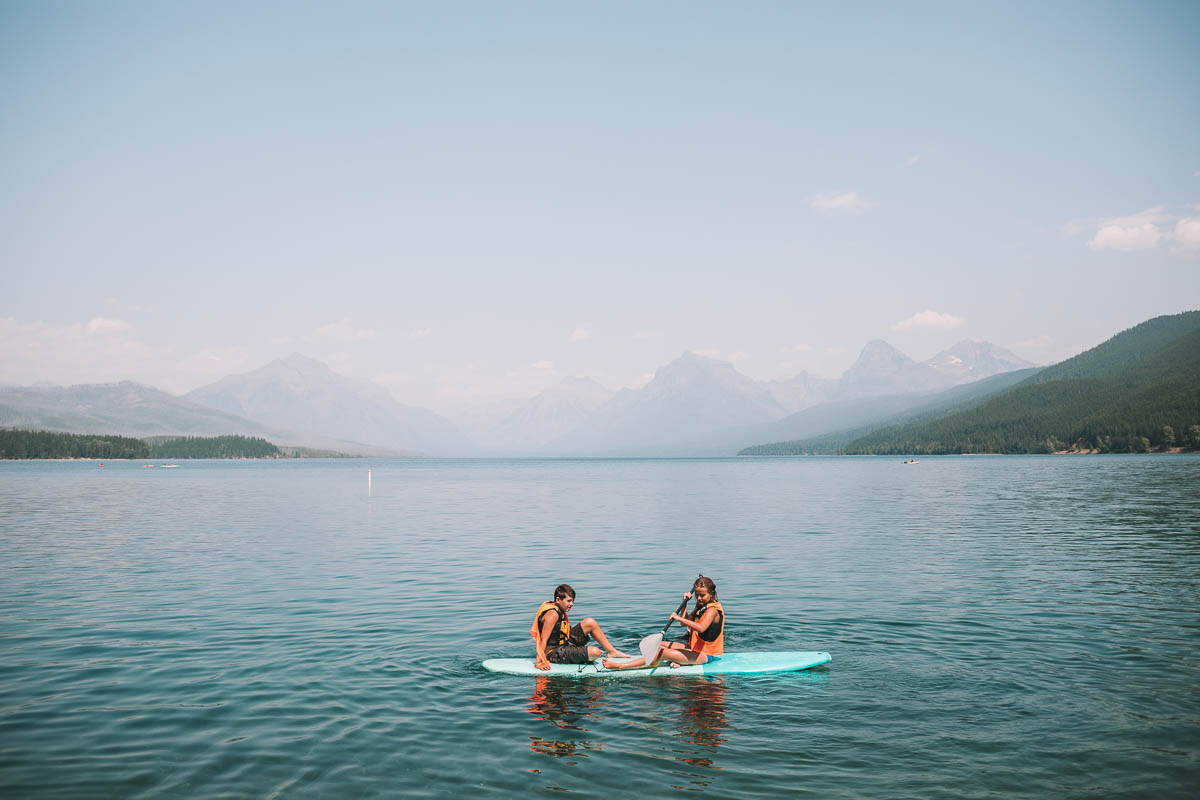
[1,456,1198,797]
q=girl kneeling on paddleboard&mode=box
[603,576,724,670]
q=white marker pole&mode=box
[368,469,372,496]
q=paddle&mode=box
[637,586,695,665]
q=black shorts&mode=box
[547,624,590,664]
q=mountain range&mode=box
[183,354,474,455]
[1,339,1036,456]
[746,311,1200,456]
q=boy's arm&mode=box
[534,611,557,670]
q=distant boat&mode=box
[161,464,180,468]
[903,459,918,464]
[143,464,155,468]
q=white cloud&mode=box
[316,319,375,341]
[569,326,592,342]
[781,343,812,353]
[1061,220,1086,237]
[890,310,966,332]
[1173,206,1200,252]
[692,348,749,362]
[905,154,921,167]
[86,317,132,335]
[811,191,865,212]
[1089,206,1169,251]
[413,327,433,339]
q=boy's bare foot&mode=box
[608,650,631,659]
[669,662,681,668]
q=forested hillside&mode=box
[739,367,1041,455]
[841,314,1200,455]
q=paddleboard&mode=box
[482,650,831,677]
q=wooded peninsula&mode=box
[0,431,282,460]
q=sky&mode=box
[2,1,1198,415]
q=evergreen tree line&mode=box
[841,328,1200,455]
[0,429,281,459]
[148,435,281,459]
[740,313,1200,457]
[0,429,149,459]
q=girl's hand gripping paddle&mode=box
[638,595,691,666]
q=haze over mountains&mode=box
[1,339,1035,456]
[183,354,473,455]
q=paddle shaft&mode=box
[659,597,690,636]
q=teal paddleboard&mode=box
[482,650,831,677]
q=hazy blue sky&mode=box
[3,1,1198,413]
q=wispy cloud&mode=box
[86,317,132,335]
[412,327,433,339]
[1061,220,1086,237]
[518,360,557,377]
[780,343,812,353]
[316,319,375,341]
[569,326,592,342]
[1089,206,1170,251]
[1174,205,1200,253]
[811,191,865,212]
[891,310,966,332]
[905,154,921,167]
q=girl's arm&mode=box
[671,605,719,633]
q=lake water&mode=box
[1,456,1198,797]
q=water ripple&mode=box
[1,456,1198,797]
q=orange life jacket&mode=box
[530,601,570,648]
[688,600,724,656]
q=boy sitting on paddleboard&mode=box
[533,584,630,670]
[603,575,724,670]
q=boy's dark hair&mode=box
[554,584,576,601]
[694,575,717,600]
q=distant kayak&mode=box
[482,650,831,678]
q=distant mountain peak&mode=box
[184,356,473,454]
[925,340,1035,378]
[842,340,916,382]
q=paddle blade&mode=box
[638,633,662,665]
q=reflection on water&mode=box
[527,674,729,773]
[673,677,728,769]
[527,676,608,759]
